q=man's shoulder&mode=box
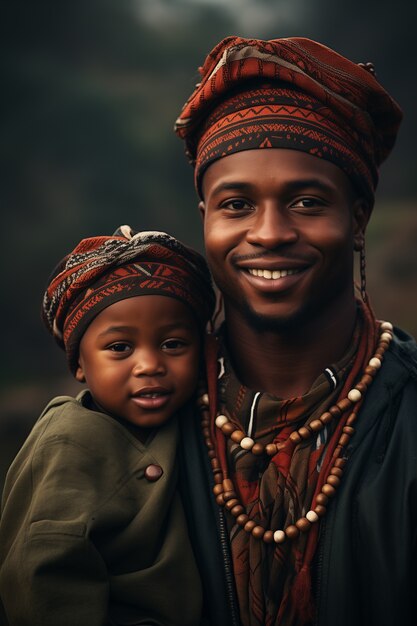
[387,326,417,380]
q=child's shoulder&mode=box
[33,391,147,453]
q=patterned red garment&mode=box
[175,36,402,202]
[42,228,215,373]
[205,301,378,625]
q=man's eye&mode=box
[108,343,131,353]
[221,199,252,211]
[291,198,322,209]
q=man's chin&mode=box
[239,303,303,333]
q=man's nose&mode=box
[246,204,298,249]
[132,349,165,376]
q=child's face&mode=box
[75,295,201,431]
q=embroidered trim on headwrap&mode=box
[42,227,215,374]
[174,36,402,202]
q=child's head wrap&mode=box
[174,36,402,204]
[42,226,215,374]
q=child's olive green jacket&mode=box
[0,391,202,626]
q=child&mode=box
[0,226,215,626]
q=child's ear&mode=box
[75,363,86,383]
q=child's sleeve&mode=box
[0,437,112,626]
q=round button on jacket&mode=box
[144,464,163,482]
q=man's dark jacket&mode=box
[180,328,417,626]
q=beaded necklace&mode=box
[199,320,393,545]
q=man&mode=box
[175,36,416,626]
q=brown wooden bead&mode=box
[202,427,211,439]
[289,431,302,444]
[225,498,240,510]
[207,449,216,458]
[244,520,257,533]
[330,467,343,478]
[322,483,336,497]
[212,468,223,478]
[252,525,265,539]
[346,412,357,426]
[327,475,341,487]
[211,458,220,470]
[216,493,225,505]
[213,484,224,496]
[285,525,300,539]
[332,445,343,459]
[339,433,350,447]
[334,457,347,468]
[343,426,355,436]
[223,490,237,502]
[316,493,329,505]
[201,418,209,427]
[355,382,367,393]
[214,473,223,484]
[310,419,323,432]
[231,505,245,517]
[321,412,333,424]
[337,398,352,412]
[296,517,311,532]
[236,514,249,527]
[263,530,274,544]
[222,423,236,435]
[361,374,373,386]
[329,405,342,417]
[265,443,278,456]
[223,479,234,492]
[364,366,376,376]
[230,430,245,443]
[252,443,265,456]
[314,504,327,517]
[298,426,311,439]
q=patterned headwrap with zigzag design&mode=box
[175,36,402,203]
[42,226,215,374]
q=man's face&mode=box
[200,148,367,330]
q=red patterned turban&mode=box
[42,226,215,374]
[175,36,402,203]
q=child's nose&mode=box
[132,350,165,376]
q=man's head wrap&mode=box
[174,36,402,203]
[42,226,215,374]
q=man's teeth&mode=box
[248,268,299,279]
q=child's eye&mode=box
[108,342,131,353]
[161,339,188,351]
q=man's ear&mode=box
[198,200,206,222]
[75,361,86,383]
[353,197,372,250]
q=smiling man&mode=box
[175,36,417,626]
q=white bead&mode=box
[215,414,229,428]
[369,357,382,369]
[381,332,392,342]
[347,389,362,403]
[273,530,286,543]
[240,437,255,450]
[306,510,319,523]
[198,393,209,406]
[380,321,393,331]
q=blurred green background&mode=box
[1,0,416,490]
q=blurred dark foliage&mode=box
[1,0,416,487]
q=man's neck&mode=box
[224,298,358,398]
